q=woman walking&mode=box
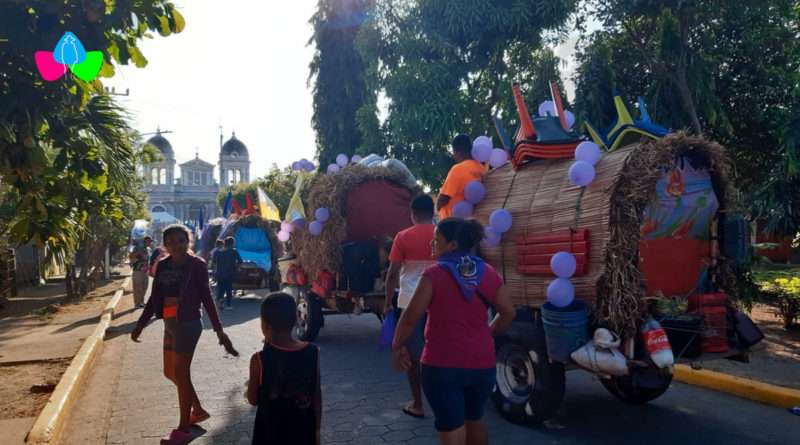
[392,217,515,445]
[131,225,237,445]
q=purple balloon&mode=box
[539,100,556,117]
[302,161,315,172]
[291,161,301,171]
[291,217,306,229]
[280,222,293,233]
[471,142,492,163]
[546,278,575,308]
[315,207,329,222]
[452,200,473,218]
[564,110,576,131]
[351,155,363,163]
[473,135,492,148]
[489,209,512,233]
[277,230,290,242]
[336,153,348,167]
[482,226,501,247]
[489,148,508,168]
[309,220,324,235]
[575,141,601,165]
[327,163,340,173]
[550,251,577,278]
[464,181,486,204]
[568,160,596,187]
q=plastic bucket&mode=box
[542,300,589,363]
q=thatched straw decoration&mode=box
[291,164,422,278]
[595,132,731,338]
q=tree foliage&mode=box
[309,0,382,169]
[574,0,800,235]
[357,0,577,188]
[0,0,183,293]
[216,167,307,220]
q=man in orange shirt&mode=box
[437,134,485,219]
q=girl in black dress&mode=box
[247,292,321,445]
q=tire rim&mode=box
[495,343,535,404]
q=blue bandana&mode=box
[437,251,485,302]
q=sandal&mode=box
[402,405,424,418]
[189,410,210,424]
[160,429,192,445]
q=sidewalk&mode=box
[0,273,130,444]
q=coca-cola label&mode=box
[643,328,671,353]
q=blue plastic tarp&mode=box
[234,227,272,273]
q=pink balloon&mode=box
[277,230,290,242]
[280,222,293,233]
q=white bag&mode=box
[570,328,629,376]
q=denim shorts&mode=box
[163,318,202,353]
[396,309,426,362]
[420,364,496,432]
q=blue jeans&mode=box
[420,364,496,432]
[216,277,233,306]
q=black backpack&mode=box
[339,242,380,293]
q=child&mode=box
[247,292,321,445]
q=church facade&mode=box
[142,130,251,224]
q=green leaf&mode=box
[172,9,186,33]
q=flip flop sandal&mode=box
[402,405,424,418]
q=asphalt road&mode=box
[59,292,800,444]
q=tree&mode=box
[217,167,309,221]
[0,1,185,287]
[574,0,800,235]
[309,0,382,169]
[357,0,577,188]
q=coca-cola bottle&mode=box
[642,317,674,368]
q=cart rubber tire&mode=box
[600,368,673,404]
[492,322,565,425]
[294,289,323,341]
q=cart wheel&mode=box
[492,322,565,425]
[601,368,673,404]
[295,289,323,341]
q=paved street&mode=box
[60,290,800,445]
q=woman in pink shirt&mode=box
[392,218,515,445]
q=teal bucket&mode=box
[542,300,589,363]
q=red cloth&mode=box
[245,194,256,215]
[344,181,413,244]
[232,199,243,215]
[420,263,503,369]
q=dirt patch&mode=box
[699,302,800,390]
[0,358,71,419]
[0,272,125,320]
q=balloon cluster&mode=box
[471,136,508,168]
[308,207,329,235]
[546,251,577,307]
[568,141,601,187]
[481,209,512,248]
[538,101,576,132]
[326,153,362,173]
[292,158,316,173]
[277,212,308,242]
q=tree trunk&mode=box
[65,263,77,300]
[676,70,703,136]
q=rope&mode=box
[499,171,519,284]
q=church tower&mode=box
[145,129,176,189]
[218,131,250,185]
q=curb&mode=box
[674,363,800,408]
[25,276,131,445]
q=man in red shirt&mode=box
[437,134,484,219]
[384,194,436,418]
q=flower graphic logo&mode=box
[35,32,103,81]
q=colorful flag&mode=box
[257,187,281,222]
[222,190,233,218]
[232,199,243,215]
[285,174,307,222]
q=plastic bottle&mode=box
[642,317,674,369]
[789,407,800,416]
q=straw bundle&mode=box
[292,164,422,277]
[473,132,731,337]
